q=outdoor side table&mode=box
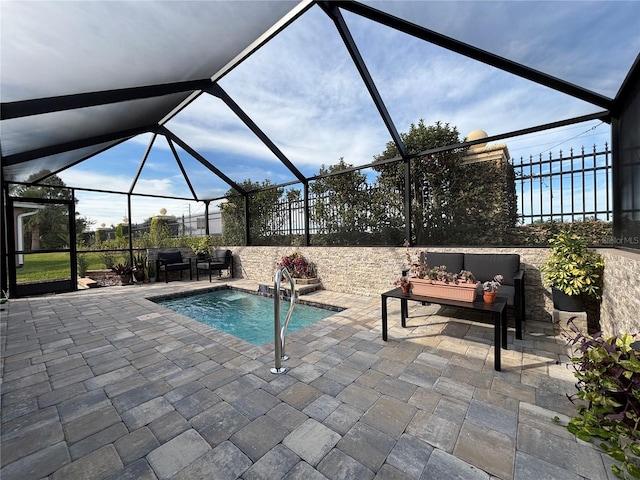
[381,287,507,371]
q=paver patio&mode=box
[0,279,615,479]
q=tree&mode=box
[309,158,373,244]
[373,120,467,244]
[221,180,283,245]
[11,171,74,250]
[373,120,517,245]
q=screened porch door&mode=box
[8,196,77,298]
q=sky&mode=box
[2,1,638,229]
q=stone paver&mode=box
[50,444,124,480]
[283,418,341,466]
[146,429,211,480]
[0,281,612,480]
[231,415,290,462]
[337,421,396,472]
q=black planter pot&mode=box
[552,287,583,312]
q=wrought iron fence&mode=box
[241,143,614,246]
[513,144,612,224]
[264,144,612,238]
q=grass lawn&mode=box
[16,252,105,283]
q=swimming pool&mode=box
[155,288,339,345]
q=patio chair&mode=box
[196,249,234,281]
[156,250,192,283]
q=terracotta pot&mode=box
[119,274,132,285]
[133,270,145,282]
[483,290,497,304]
[400,283,411,294]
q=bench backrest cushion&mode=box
[158,251,183,264]
[425,252,464,275]
[212,249,231,262]
[464,253,520,285]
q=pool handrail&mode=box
[271,266,296,374]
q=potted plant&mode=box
[541,231,604,312]
[111,263,134,285]
[190,236,214,259]
[394,276,411,294]
[277,251,317,282]
[482,274,503,304]
[133,252,147,283]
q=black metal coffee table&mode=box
[381,288,507,371]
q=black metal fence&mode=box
[262,144,612,241]
[513,144,612,224]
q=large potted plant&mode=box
[133,252,147,283]
[111,263,134,285]
[541,231,604,311]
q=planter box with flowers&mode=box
[276,252,319,286]
[409,277,478,302]
[402,241,479,301]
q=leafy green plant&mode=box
[77,254,89,277]
[560,318,640,478]
[189,236,218,256]
[133,252,147,269]
[541,230,604,298]
[111,263,134,275]
[98,251,117,269]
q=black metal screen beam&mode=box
[319,2,408,159]
[303,183,310,246]
[204,201,210,236]
[2,124,158,166]
[335,1,613,110]
[305,110,609,181]
[159,126,246,196]
[129,134,157,195]
[1,166,7,295]
[244,194,250,246]
[407,111,611,160]
[205,84,307,184]
[167,138,199,201]
[613,53,640,115]
[404,160,412,244]
[1,79,213,119]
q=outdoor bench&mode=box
[410,252,525,328]
[156,250,192,283]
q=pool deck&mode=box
[0,279,616,480]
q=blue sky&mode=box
[14,1,636,229]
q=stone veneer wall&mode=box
[145,245,639,335]
[599,248,640,337]
[145,245,639,334]
[226,246,554,322]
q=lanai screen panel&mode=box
[359,0,640,98]
[0,0,304,181]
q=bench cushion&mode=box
[425,252,464,275]
[158,251,183,264]
[464,253,520,285]
[212,249,231,262]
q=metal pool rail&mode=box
[271,266,296,374]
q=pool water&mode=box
[156,289,337,345]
